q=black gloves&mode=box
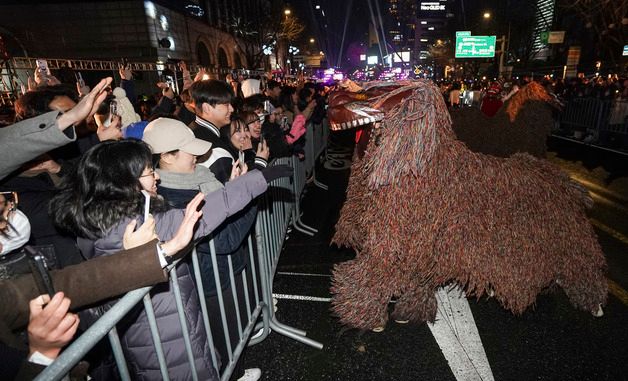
[261,164,293,183]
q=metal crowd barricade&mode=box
[554,97,628,152]
[559,97,612,135]
[289,119,330,236]
[249,156,324,349]
[35,157,323,381]
[304,120,330,191]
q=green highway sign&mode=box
[455,35,496,58]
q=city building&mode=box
[0,0,279,72]
[532,0,555,60]
[414,0,451,64]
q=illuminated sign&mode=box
[420,2,446,11]
[367,56,378,65]
[455,34,496,58]
[394,51,411,63]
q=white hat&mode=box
[142,118,212,155]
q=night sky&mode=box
[289,0,504,69]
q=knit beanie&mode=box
[113,87,141,128]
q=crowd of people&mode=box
[0,62,329,380]
[440,73,628,109]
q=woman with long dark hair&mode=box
[50,139,289,380]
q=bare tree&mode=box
[230,9,304,70]
[279,15,305,42]
[558,0,628,65]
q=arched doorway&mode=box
[233,53,242,69]
[197,41,211,67]
[217,47,229,68]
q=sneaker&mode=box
[237,368,261,381]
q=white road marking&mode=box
[276,271,332,277]
[428,285,495,381]
[273,293,332,302]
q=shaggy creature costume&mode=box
[331,80,607,330]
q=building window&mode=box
[218,47,229,68]
[197,41,211,66]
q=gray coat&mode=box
[78,170,267,381]
[0,111,76,180]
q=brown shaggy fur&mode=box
[450,82,555,158]
[331,80,607,330]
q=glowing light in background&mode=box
[144,1,156,19]
[160,15,169,31]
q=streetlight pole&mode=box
[499,35,506,78]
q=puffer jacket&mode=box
[77,171,267,380]
[159,185,257,296]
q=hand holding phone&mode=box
[141,190,151,222]
[238,150,246,171]
[35,59,51,76]
[25,246,56,298]
[104,99,118,128]
[76,72,85,88]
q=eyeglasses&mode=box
[140,169,157,178]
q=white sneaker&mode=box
[237,368,261,381]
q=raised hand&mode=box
[57,77,113,131]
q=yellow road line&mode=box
[590,219,628,246]
[608,279,628,307]
[586,220,628,306]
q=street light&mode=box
[309,38,315,44]
[284,8,291,16]
[483,11,491,19]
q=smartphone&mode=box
[25,246,56,298]
[165,75,175,90]
[141,190,151,222]
[0,191,18,210]
[76,71,85,88]
[35,59,51,76]
[263,100,275,115]
[238,149,245,170]
[281,116,289,131]
[104,99,118,128]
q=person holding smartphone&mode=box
[143,118,264,380]
[49,139,291,381]
[0,197,204,381]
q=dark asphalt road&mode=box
[243,133,628,381]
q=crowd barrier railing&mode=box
[289,119,330,237]
[34,152,327,381]
[554,97,628,152]
[304,120,330,191]
[249,157,324,349]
